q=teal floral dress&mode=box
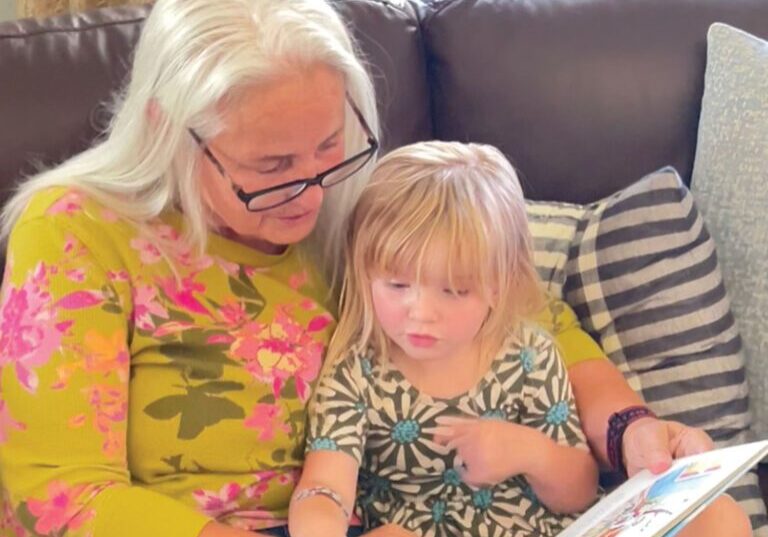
[308,324,589,537]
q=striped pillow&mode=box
[561,168,765,530]
[526,200,592,299]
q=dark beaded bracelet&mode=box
[606,405,656,478]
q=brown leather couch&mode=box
[1,0,768,515]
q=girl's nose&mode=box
[407,288,438,322]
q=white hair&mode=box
[1,0,378,284]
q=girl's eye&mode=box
[444,288,470,297]
[387,281,409,290]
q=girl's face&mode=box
[199,64,346,254]
[370,256,492,365]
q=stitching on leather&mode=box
[0,15,146,40]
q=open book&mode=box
[559,440,768,537]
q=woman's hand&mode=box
[623,417,714,477]
[431,416,545,487]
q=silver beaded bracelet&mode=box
[293,486,351,521]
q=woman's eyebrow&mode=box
[246,127,344,165]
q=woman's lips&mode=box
[277,210,312,223]
[407,334,438,348]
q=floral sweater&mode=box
[0,188,336,537]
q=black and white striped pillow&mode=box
[561,168,765,531]
[526,200,592,298]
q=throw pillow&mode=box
[526,200,592,299]
[560,167,765,531]
[691,23,768,446]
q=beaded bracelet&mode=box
[606,405,656,478]
[293,486,351,522]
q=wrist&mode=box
[606,405,656,477]
[515,426,554,480]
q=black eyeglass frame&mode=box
[189,95,379,212]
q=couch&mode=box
[1,0,767,532]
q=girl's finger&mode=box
[426,427,457,446]
[435,416,474,427]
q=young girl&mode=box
[289,141,598,537]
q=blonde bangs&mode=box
[356,173,497,300]
[326,140,546,374]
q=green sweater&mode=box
[0,188,336,537]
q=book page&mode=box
[558,440,768,537]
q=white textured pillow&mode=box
[691,23,768,446]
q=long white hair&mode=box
[1,0,378,283]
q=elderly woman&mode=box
[0,1,749,537]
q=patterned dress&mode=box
[0,188,336,537]
[308,324,589,537]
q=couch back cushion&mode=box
[0,0,432,206]
[422,0,768,204]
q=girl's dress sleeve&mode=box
[517,328,589,450]
[306,352,369,465]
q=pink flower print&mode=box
[132,285,169,331]
[65,269,86,283]
[67,414,87,429]
[159,276,210,316]
[216,258,240,276]
[207,333,234,345]
[220,301,248,328]
[1,492,26,537]
[277,469,299,485]
[153,320,196,338]
[26,481,95,535]
[193,483,242,519]
[307,313,334,333]
[55,290,103,310]
[46,190,84,216]
[0,398,26,444]
[243,470,278,502]
[85,384,127,457]
[62,236,77,254]
[288,271,308,290]
[243,403,290,441]
[177,251,214,272]
[107,270,130,282]
[299,298,318,311]
[0,269,65,393]
[130,237,163,265]
[153,224,180,243]
[230,308,324,401]
[244,267,264,278]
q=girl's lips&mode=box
[407,334,438,348]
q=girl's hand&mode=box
[430,416,548,487]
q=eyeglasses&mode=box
[190,96,379,212]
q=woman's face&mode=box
[199,64,346,254]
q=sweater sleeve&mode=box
[533,297,607,368]
[0,216,210,537]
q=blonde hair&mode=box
[326,140,544,370]
[0,0,378,283]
